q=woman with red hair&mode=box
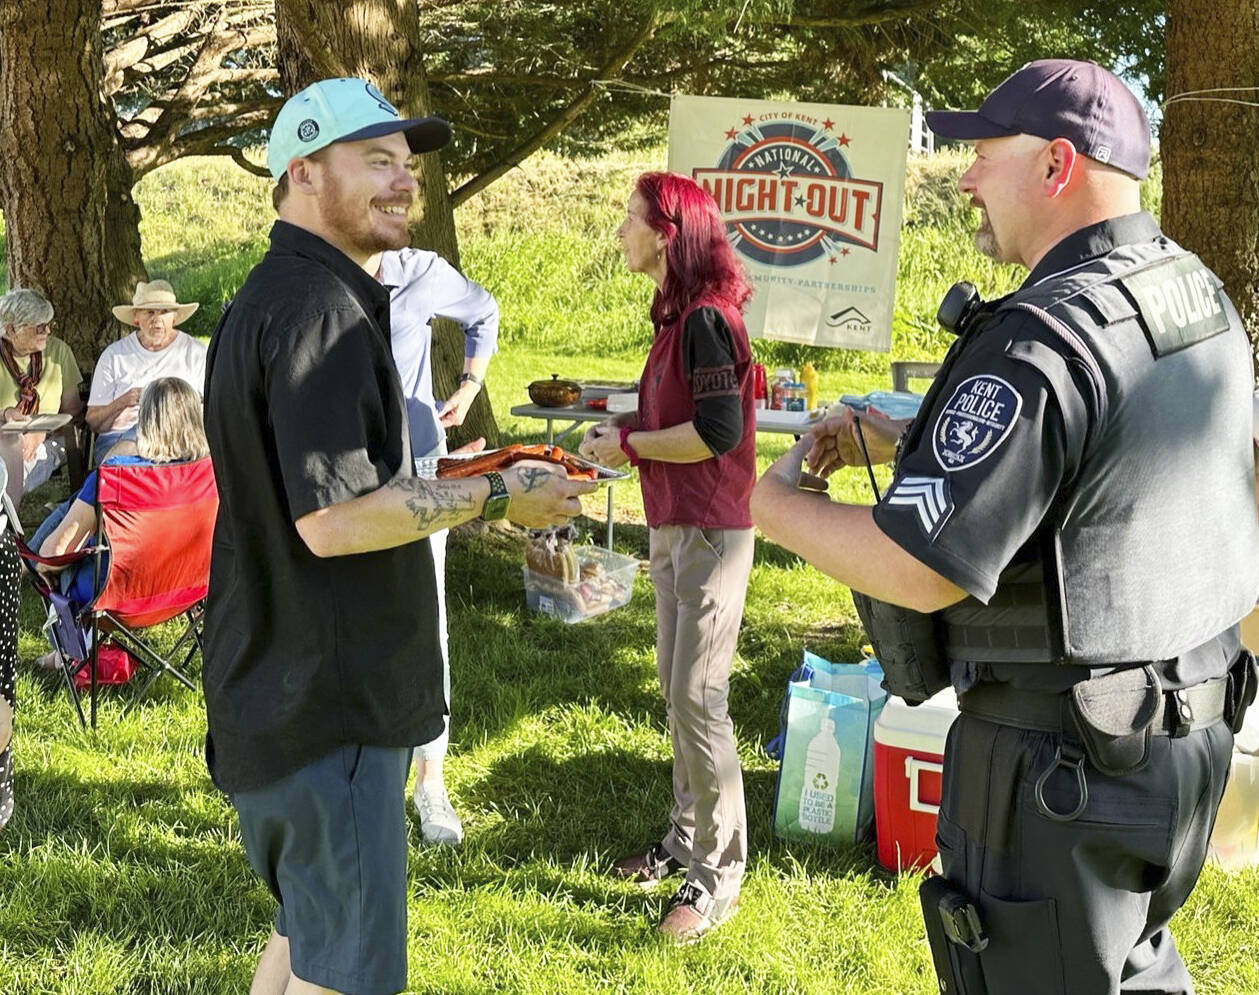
[581,171,756,943]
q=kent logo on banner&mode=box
[669,94,909,351]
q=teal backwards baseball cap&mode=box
[266,77,451,180]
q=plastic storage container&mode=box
[605,392,638,413]
[873,686,959,872]
[522,545,638,623]
[1209,752,1259,869]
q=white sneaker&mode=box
[413,784,463,846]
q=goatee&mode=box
[974,213,1000,261]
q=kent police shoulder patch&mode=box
[932,374,1022,472]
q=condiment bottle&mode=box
[771,368,793,410]
[801,362,819,411]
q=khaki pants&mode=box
[650,524,754,906]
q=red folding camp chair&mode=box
[14,457,218,727]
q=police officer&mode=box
[751,59,1259,994]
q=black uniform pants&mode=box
[936,712,1233,995]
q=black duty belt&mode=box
[959,676,1228,739]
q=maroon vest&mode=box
[637,298,756,529]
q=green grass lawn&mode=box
[1,151,1254,994]
[4,349,1257,994]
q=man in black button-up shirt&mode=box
[203,78,593,995]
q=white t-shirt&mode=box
[87,330,207,431]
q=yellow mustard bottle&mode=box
[801,362,819,411]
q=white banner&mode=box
[668,94,909,351]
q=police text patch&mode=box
[1120,253,1230,357]
[932,374,1022,472]
[884,474,953,539]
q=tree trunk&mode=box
[0,0,145,369]
[274,0,499,448]
[1162,0,1259,371]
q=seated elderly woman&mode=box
[0,288,84,502]
[35,377,208,667]
[86,280,205,463]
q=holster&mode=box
[1225,648,1258,734]
[852,590,950,704]
[920,876,988,995]
[1069,665,1161,776]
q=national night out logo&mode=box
[693,113,884,267]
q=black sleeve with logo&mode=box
[682,306,744,455]
[871,315,1090,602]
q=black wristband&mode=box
[459,372,483,387]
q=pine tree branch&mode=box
[449,9,660,207]
[781,0,949,29]
[126,15,274,174]
[177,143,271,177]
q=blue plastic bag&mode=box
[768,651,887,845]
[838,390,924,422]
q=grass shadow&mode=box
[0,766,268,958]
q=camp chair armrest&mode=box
[13,535,100,569]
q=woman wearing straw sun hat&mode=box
[85,279,206,462]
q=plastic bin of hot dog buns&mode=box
[523,530,638,623]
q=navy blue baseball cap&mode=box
[267,77,451,180]
[926,60,1151,180]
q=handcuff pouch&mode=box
[1069,665,1161,776]
[852,590,950,704]
[1225,648,1258,733]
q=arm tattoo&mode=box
[516,467,555,493]
[387,477,478,533]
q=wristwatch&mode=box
[459,372,483,387]
[481,470,510,521]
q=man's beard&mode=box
[320,173,410,255]
[973,211,1001,261]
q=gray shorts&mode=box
[232,744,412,995]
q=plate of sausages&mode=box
[414,443,628,483]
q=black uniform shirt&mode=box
[873,213,1236,691]
[202,221,443,793]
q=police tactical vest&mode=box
[935,236,1259,666]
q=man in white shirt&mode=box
[370,246,499,846]
[87,280,207,460]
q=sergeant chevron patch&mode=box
[884,474,953,539]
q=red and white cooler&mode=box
[874,687,959,872]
